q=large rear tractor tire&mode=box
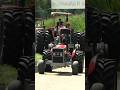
[79,61,83,73]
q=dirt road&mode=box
[35,66,85,90]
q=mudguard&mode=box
[72,49,77,60]
[88,55,98,75]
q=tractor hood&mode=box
[54,44,66,49]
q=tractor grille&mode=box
[53,57,64,63]
[52,49,64,63]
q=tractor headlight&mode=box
[48,43,54,49]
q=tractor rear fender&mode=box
[71,49,77,60]
[88,54,98,75]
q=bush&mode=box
[35,53,43,62]
[0,65,17,86]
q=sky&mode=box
[51,0,85,9]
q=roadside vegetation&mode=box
[0,65,17,86]
[35,53,43,63]
[36,14,85,32]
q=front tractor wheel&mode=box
[90,83,104,90]
[45,64,52,72]
[72,61,79,75]
[38,61,45,74]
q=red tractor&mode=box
[38,28,84,75]
[86,7,119,90]
[37,11,84,75]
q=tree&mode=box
[35,0,51,18]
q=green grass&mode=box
[69,15,85,32]
[0,65,17,86]
[36,14,85,32]
[35,53,43,62]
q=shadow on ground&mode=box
[35,65,85,76]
